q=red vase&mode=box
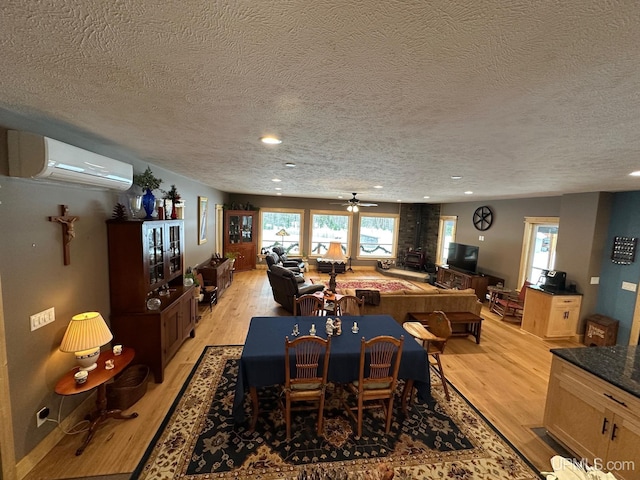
[171,203,177,219]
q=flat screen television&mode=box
[446,242,479,273]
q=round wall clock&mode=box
[473,206,493,231]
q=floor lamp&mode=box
[321,241,347,293]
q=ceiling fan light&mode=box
[347,205,353,212]
[352,205,359,212]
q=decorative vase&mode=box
[171,202,177,219]
[142,188,155,219]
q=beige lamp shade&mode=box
[60,312,113,371]
[322,241,347,263]
[276,229,289,237]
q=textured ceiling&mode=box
[1,1,640,204]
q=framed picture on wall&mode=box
[198,196,208,245]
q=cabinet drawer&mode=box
[551,296,581,308]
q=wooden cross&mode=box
[49,205,79,266]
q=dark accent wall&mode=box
[397,203,440,267]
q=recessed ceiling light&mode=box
[423,196,430,199]
[374,185,383,189]
[397,199,402,202]
[275,187,282,191]
[451,175,462,180]
[285,162,296,168]
[260,136,282,145]
[272,178,282,182]
[630,171,640,176]
[276,192,282,195]
[464,191,473,195]
[338,195,344,199]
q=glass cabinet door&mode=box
[147,225,165,286]
[229,215,241,244]
[241,215,253,243]
[167,224,182,274]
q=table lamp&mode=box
[320,241,347,293]
[59,312,114,371]
[276,228,289,246]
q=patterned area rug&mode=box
[308,277,426,294]
[133,346,540,479]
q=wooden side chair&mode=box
[293,294,324,316]
[196,273,218,311]
[283,335,332,440]
[335,295,364,316]
[342,335,404,438]
[423,311,452,401]
[494,281,532,320]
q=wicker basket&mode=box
[106,364,150,411]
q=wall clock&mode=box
[473,206,493,231]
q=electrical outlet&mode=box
[30,307,55,331]
[36,406,49,427]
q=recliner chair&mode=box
[272,246,305,270]
[267,265,324,313]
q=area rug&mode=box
[133,346,541,479]
[308,277,426,294]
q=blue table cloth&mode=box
[233,314,431,422]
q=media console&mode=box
[435,265,503,300]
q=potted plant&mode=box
[162,184,181,219]
[225,251,239,268]
[133,167,162,219]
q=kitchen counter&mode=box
[551,345,640,398]
[528,284,582,296]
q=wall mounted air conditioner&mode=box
[8,130,133,191]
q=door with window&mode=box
[436,216,457,266]
[518,217,559,287]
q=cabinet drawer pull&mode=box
[601,417,609,435]
[611,423,618,441]
[604,393,627,407]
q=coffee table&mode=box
[407,311,484,344]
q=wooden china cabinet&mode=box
[224,210,258,271]
[106,219,195,383]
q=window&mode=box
[310,211,351,257]
[260,209,304,255]
[436,216,457,265]
[357,213,399,259]
[518,217,559,286]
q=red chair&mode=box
[494,281,532,319]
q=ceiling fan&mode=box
[331,193,378,212]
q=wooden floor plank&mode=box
[22,268,580,479]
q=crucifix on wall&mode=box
[49,205,79,265]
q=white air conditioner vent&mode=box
[8,130,133,191]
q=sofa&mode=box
[338,283,482,325]
[267,264,325,313]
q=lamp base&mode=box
[75,347,100,371]
[328,264,338,293]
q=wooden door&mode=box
[605,412,640,479]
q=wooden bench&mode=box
[407,311,483,344]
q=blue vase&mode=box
[142,188,155,219]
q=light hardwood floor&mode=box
[23,268,579,480]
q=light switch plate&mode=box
[622,281,637,292]
[590,277,600,285]
[30,307,55,331]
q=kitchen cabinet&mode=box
[224,210,258,271]
[544,355,640,479]
[521,287,581,339]
[107,220,195,383]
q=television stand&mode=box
[435,265,502,300]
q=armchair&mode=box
[265,252,305,283]
[266,265,325,313]
[272,246,305,270]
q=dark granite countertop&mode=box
[551,346,640,398]
[528,285,583,296]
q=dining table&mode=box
[232,314,431,427]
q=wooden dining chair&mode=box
[293,294,324,316]
[422,311,452,401]
[283,335,332,440]
[342,335,404,438]
[335,295,364,316]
